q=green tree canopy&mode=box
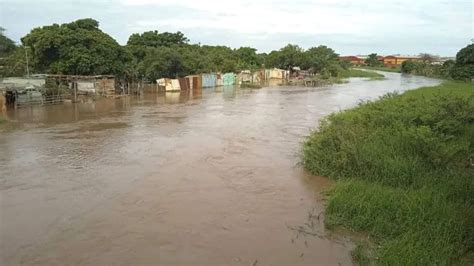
[302,45,340,74]
[0,27,17,57]
[21,18,128,75]
[451,44,474,80]
[234,47,261,69]
[365,53,383,67]
[127,30,189,47]
[272,44,304,69]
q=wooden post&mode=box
[74,81,77,103]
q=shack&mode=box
[202,73,217,88]
[266,68,289,80]
[0,77,46,107]
[157,78,181,92]
[0,76,46,89]
[185,75,202,90]
[238,70,252,84]
[216,73,223,86]
[222,73,236,86]
[47,75,116,96]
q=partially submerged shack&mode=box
[265,68,289,80]
[202,74,217,88]
[157,78,181,92]
[222,73,236,86]
[185,75,202,90]
[1,76,46,108]
[47,75,116,96]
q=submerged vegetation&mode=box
[303,81,474,264]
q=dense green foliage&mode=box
[0,28,23,77]
[401,60,453,78]
[127,30,189,47]
[364,53,383,67]
[265,44,344,76]
[303,81,474,264]
[0,27,16,57]
[451,44,474,81]
[21,19,128,75]
[401,44,474,81]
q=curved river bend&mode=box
[0,73,440,265]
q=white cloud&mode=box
[1,0,472,55]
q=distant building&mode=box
[339,56,365,66]
[383,56,421,66]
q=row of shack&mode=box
[157,68,289,92]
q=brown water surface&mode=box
[0,73,440,265]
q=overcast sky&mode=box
[0,0,472,56]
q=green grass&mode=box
[357,66,401,73]
[340,69,385,79]
[303,81,474,265]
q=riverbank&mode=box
[340,69,385,80]
[284,69,384,87]
[357,66,401,73]
[303,81,474,264]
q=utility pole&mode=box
[25,46,30,81]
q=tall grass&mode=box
[303,81,474,264]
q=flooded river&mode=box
[0,73,440,265]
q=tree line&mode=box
[0,18,473,82]
[0,18,345,82]
[400,46,474,81]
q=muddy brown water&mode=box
[0,73,440,265]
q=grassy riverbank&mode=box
[303,81,474,264]
[340,69,385,80]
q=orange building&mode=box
[383,56,421,66]
[339,56,365,66]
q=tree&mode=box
[401,60,422,74]
[127,30,189,47]
[418,53,437,64]
[21,18,128,75]
[365,53,383,67]
[234,47,261,69]
[450,44,474,81]
[263,44,304,69]
[0,27,17,57]
[303,45,340,75]
[0,27,21,77]
[136,46,185,81]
